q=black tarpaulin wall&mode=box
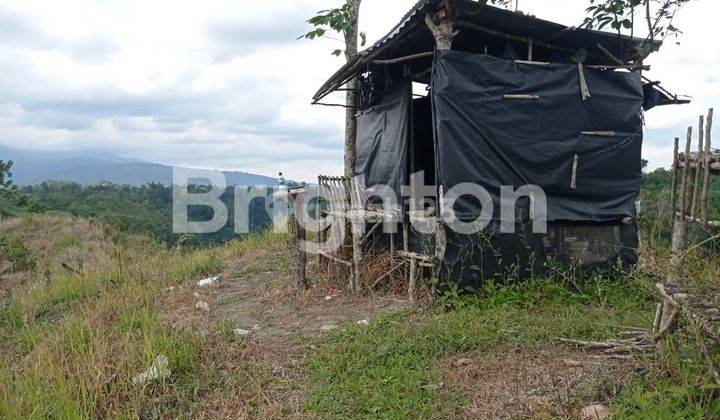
[355,82,411,200]
[431,50,644,222]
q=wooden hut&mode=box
[313,0,688,291]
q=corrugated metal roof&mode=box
[313,0,655,102]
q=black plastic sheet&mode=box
[355,82,410,202]
[431,50,644,222]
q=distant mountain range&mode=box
[0,146,277,187]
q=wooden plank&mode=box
[504,94,540,99]
[582,131,616,136]
[570,154,579,190]
[514,59,549,65]
[578,64,591,101]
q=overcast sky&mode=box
[0,0,716,182]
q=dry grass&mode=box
[2,213,696,418]
[0,213,269,418]
[444,348,634,418]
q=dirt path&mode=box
[159,250,635,418]
[159,255,409,415]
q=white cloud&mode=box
[0,0,716,182]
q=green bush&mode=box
[0,235,37,271]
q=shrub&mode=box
[0,235,37,271]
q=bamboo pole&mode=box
[372,51,434,65]
[702,108,714,226]
[669,129,693,283]
[680,127,693,216]
[691,115,705,217]
[670,137,680,211]
[665,137,691,346]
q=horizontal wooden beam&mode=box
[372,51,434,65]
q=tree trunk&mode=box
[342,0,361,285]
[425,12,454,50]
[343,0,361,179]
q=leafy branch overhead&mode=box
[299,1,366,57]
[300,0,520,58]
[580,0,694,59]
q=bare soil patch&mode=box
[445,348,636,419]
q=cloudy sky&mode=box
[0,0,716,182]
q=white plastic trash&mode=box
[197,275,221,287]
[132,354,171,385]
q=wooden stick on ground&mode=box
[370,261,405,289]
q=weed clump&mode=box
[0,235,37,271]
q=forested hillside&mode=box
[1,182,272,247]
[2,168,716,248]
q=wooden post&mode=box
[702,108,714,226]
[351,216,363,293]
[669,130,693,284]
[403,220,410,285]
[408,258,417,302]
[349,178,364,293]
[662,131,694,350]
[317,176,325,271]
[670,137,680,211]
[691,116,705,218]
[680,127,693,218]
[291,191,308,289]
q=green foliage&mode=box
[611,326,720,417]
[299,0,366,57]
[0,235,37,271]
[307,274,656,417]
[0,160,42,219]
[581,0,694,58]
[639,168,720,249]
[21,182,271,247]
[0,160,13,188]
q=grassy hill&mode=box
[0,213,717,418]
